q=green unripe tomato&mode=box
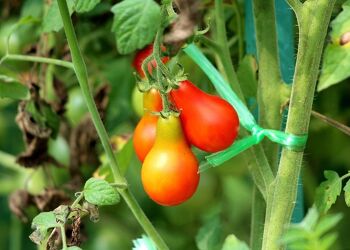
[131,86,143,118]
[65,87,88,127]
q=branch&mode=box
[0,54,73,69]
[311,110,350,137]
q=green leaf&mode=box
[343,179,350,207]
[236,55,258,98]
[315,170,342,213]
[32,212,59,229]
[315,213,342,237]
[66,247,82,250]
[132,235,156,250]
[42,0,75,33]
[30,211,59,244]
[74,0,101,13]
[83,178,120,206]
[196,217,222,250]
[0,75,29,100]
[111,0,161,54]
[330,2,350,42]
[221,234,250,250]
[318,44,350,91]
[281,207,341,250]
[319,232,338,250]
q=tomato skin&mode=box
[133,88,162,162]
[170,80,239,153]
[141,115,199,206]
[132,44,169,78]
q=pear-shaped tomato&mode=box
[142,115,199,206]
[170,80,239,153]
[132,44,169,78]
[133,88,162,162]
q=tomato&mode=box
[141,115,200,206]
[170,80,239,153]
[133,88,162,162]
[132,44,169,78]
[131,86,144,117]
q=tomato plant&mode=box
[0,0,349,250]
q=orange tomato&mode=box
[141,115,200,206]
[133,88,162,162]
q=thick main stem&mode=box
[262,1,336,249]
[57,1,169,249]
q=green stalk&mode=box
[214,0,274,196]
[214,0,243,97]
[250,188,265,250]
[0,54,73,69]
[57,1,169,249]
[253,0,283,171]
[231,0,244,61]
[60,225,67,250]
[262,1,336,249]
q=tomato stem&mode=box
[262,1,337,249]
[57,1,169,249]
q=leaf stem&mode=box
[311,110,350,137]
[59,224,67,250]
[57,1,169,249]
[0,54,74,69]
[214,0,243,97]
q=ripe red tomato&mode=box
[133,88,162,162]
[141,115,200,206]
[170,80,239,153]
[132,44,169,78]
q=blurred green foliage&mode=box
[0,0,349,250]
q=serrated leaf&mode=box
[42,0,75,33]
[111,0,161,54]
[74,0,101,13]
[83,178,119,206]
[318,44,350,91]
[344,179,350,207]
[0,75,29,100]
[315,171,342,213]
[315,213,342,237]
[221,234,250,250]
[196,217,222,250]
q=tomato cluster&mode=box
[132,45,240,206]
